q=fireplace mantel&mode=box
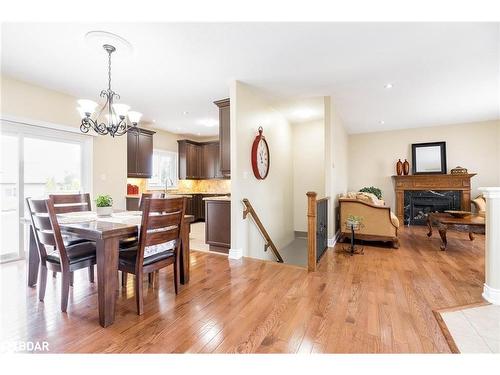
[392,174,476,224]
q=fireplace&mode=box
[392,174,475,226]
[404,190,461,225]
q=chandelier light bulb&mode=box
[127,111,142,125]
[76,107,87,119]
[112,103,130,118]
[77,99,98,115]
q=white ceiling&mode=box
[1,23,499,135]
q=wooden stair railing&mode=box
[307,192,329,272]
[242,199,284,263]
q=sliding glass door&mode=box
[0,134,20,262]
[0,121,91,263]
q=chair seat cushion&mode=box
[64,237,91,247]
[119,246,175,267]
[119,237,138,249]
[46,242,96,265]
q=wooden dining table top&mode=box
[57,212,195,240]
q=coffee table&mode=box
[426,212,485,250]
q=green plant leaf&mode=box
[95,194,113,207]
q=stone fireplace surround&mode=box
[393,174,476,225]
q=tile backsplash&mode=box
[126,178,230,195]
[177,179,231,194]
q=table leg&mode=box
[180,220,191,285]
[438,224,448,251]
[96,237,119,327]
[426,215,433,237]
[27,225,39,287]
[469,232,475,241]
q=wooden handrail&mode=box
[242,199,284,263]
[307,192,330,272]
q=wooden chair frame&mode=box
[26,197,96,312]
[119,197,186,315]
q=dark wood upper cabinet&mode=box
[127,127,155,178]
[178,140,224,180]
[214,98,230,177]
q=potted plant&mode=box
[346,215,364,231]
[95,194,113,217]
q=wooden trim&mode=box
[242,199,283,263]
[432,301,490,354]
[433,310,460,354]
[307,192,317,272]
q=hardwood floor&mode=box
[0,226,485,353]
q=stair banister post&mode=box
[307,192,317,272]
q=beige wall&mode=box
[230,81,294,260]
[348,120,500,210]
[292,120,324,232]
[1,75,180,209]
[324,96,349,237]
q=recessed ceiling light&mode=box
[197,118,218,127]
[182,111,189,115]
[293,108,317,119]
[380,120,385,125]
[384,83,393,89]
[152,119,156,123]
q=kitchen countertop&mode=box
[203,196,231,201]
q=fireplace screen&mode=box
[404,190,461,225]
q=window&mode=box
[148,149,178,189]
[0,120,91,263]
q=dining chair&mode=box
[138,192,165,211]
[49,193,92,214]
[48,193,94,278]
[119,197,186,315]
[26,198,97,312]
[121,192,166,250]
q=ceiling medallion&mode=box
[76,43,141,137]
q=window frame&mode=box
[147,149,179,190]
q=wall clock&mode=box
[251,126,270,180]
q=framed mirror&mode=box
[411,141,447,174]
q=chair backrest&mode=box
[26,198,69,266]
[138,192,165,211]
[136,197,186,268]
[49,193,92,214]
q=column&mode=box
[479,187,500,305]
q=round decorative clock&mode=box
[251,126,270,180]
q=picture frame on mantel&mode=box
[411,141,447,174]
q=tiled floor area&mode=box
[441,304,500,353]
[189,222,209,252]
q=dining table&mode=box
[26,210,194,327]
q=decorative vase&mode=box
[403,159,410,175]
[96,206,113,217]
[396,159,403,175]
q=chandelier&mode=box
[77,44,142,137]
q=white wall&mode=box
[1,75,180,209]
[324,96,349,236]
[292,120,324,232]
[348,120,500,210]
[230,81,294,260]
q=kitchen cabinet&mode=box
[205,198,231,253]
[178,140,225,180]
[127,127,155,178]
[214,98,230,177]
